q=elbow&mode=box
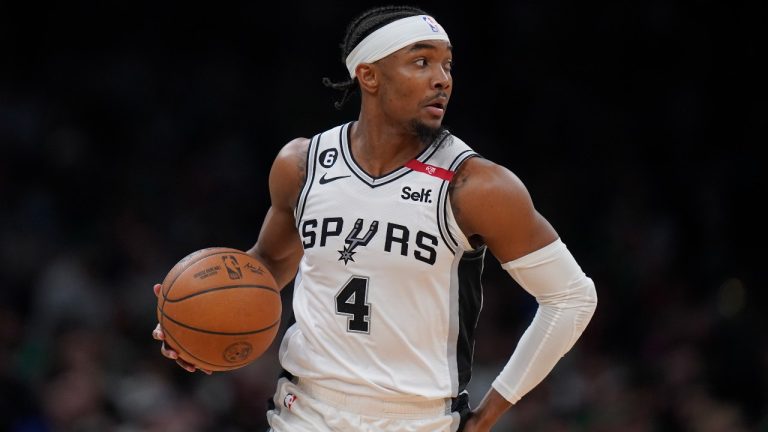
[586,277,597,311]
[576,278,597,330]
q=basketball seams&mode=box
[163,327,252,370]
[164,284,279,302]
[161,249,248,301]
[159,249,275,327]
[159,248,244,331]
[160,311,281,335]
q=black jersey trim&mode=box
[295,133,321,228]
[456,247,485,393]
[339,122,447,189]
[441,151,478,249]
[436,179,457,255]
[436,150,478,254]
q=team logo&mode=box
[222,255,243,279]
[338,218,379,264]
[300,216,440,266]
[283,393,298,410]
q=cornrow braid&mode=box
[322,5,429,110]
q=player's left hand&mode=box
[153,283,213,375]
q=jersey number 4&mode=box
[335,276,371,333]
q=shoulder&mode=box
[269,137,310,209]
[274,137,310,167]
[450,156,531,207]
[449,156,558,259]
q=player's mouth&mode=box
[424,96,448,117]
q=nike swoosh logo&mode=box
[319,173,351,185]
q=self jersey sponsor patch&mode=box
[400,186,434,204]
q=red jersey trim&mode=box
[405,159,455,181]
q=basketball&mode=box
[156,247,281,371]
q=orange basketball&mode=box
[156,247,281,371]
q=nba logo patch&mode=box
[283,393,298,410]
[422,15,440,32]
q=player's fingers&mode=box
[155,328,207,374]
[152,324,165,340]
[175,359,197,373]
[153,283,162,297]
[160,342,178,360]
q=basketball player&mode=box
[153,5,597,431]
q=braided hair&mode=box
[322,5,430,110]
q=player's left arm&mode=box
[450,157,598,431]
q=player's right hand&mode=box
[153,283,213,375]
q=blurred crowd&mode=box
[1,1,765,431]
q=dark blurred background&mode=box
[1,1,765,431]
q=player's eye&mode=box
[415,58,427,67]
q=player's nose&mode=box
[430,64,451,91]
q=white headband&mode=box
[345,15,450,78]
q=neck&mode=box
[349,115,429,178]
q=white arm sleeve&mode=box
[492,238,597,404]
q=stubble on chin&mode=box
[409,119,447,146]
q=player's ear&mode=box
[356,64,378,93]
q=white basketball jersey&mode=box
[280,122,485,401]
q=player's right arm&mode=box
[152,138,309,373]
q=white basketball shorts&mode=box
[266,376,469,432]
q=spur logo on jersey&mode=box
[301,217,438,265]
[401,186,433,204]
[338,218,379,264]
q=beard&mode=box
[409,119,447,147]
